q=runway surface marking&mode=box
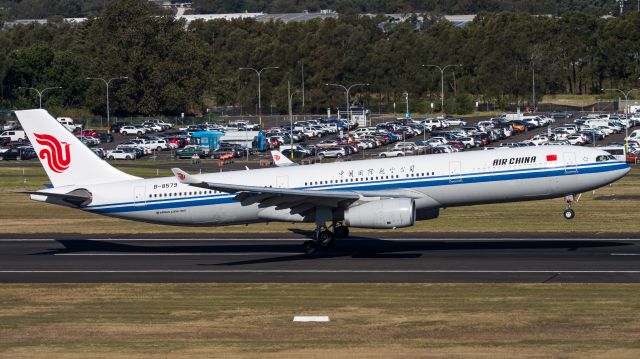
[2,270,640,274]
[53,253,299,256]
[610,253,640,256]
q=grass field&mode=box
[0,163,638,235]
[1,284,639,358]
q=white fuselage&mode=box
[34,146,629,227]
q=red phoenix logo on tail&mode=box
[34,133,71,173]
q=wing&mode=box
[171,168,423,214]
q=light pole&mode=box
[18,86,62,108]
[287,81,300,160]
[238,66,280,128]
[325,82,369,143]
[423,64,459,113]
[403,91,409,118]
[86,76,128,131]
[603,87,639,153]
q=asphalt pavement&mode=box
[2,237,639,283]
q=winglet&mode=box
[271,150,298,167]
[171,168,199,184]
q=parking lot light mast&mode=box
[423,64,459,114]
[325,82,369,143]
[602,87,639,153]
[18,86,62,109]
[86,76,128,131]
[287,81,300,160]
[238,66,280,128]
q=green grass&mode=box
[0,284,639,358]
[1,163,639,235]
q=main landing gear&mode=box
[302,222,350,255]
[563,194,576,220]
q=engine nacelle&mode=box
[343,198,416,229]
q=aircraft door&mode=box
[563,153,578,174]
[276,175,289,188]
[134,186,146,206]
[449,161,462,184]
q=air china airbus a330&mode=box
[13,109,630,254]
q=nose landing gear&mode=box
[563,194,576,220]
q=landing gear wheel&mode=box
[303,240,318,255]
[334,225,349,239]
[317,230,335,248]
[563,208,575,220]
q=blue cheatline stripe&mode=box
[87,162,629,214]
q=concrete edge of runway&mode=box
[1,231,640,240]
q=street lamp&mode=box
[423,64,460,113]
[238,66,280,128]
[287,81,300,160]
[325,82,369,143]
[18,86,62,108]
[86,76,128,131]
[603,87,639,153]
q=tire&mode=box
[303,240,317,255]
[336,153,342,158]
[108,156,114,160]
[157,147,162,151]
[318,154,325,160]
[380,154,387,158]
[126,156,132,160]
[563,208,575,220]
[122,131,128,136]
[137,131,142,136]
[397,153,404,157]
[334,226,349,239]
[318,230,335,248]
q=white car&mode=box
[317,147,346,159]
[566,135,585,145]
[393,142,417,152]
[106,149,135,160]
[120,126,145,136]
[378,149,405,158]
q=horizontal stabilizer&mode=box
[11,189,92,207]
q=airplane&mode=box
[12,109,630,254]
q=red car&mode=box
[75,129,99,137]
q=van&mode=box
[56,117,78,132]
[0,130,26,143]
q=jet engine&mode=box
[343,198,415,229]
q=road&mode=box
[1,237,639,283]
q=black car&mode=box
[98,133,113,143]
[0,147,36,161]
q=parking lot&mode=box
[1,112,638,170]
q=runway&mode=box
[1,237,640,283]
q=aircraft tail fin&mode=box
[14,109,139,187]
[271,150,298,167]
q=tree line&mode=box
[0,0,639,117]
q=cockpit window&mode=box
[596,155,608,162]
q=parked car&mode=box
[0,146,36,160]
[98,133,113,143]
[175,145,207,159]
[120,126,144,136]
[317,147,346,159]
[106,149,135,160]
[378,149,405,158]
